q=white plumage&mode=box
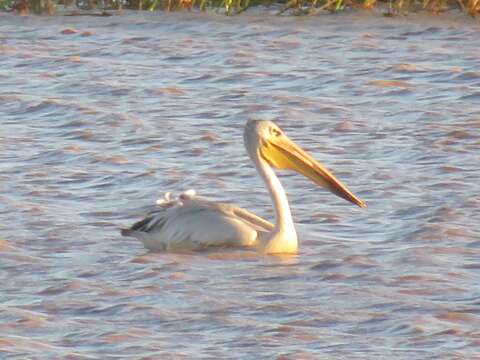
[122,191,273,251]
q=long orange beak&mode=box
[259,135,366,208]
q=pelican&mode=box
[121,119,366,254]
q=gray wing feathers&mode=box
[122,197,269,251]
[232,207,273,232]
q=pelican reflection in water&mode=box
[122,119,366,254]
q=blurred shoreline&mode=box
[2,0,479,19]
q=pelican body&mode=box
[122,119,366,254]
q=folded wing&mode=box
[122,196,272,251]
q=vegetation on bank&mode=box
[2,0,479,17]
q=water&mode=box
[1,10,480,359]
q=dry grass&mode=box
[2,0,479,16]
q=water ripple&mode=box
[1,11,479,360]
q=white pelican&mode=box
[122,119,366,254]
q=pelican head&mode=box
[244,119,366,208]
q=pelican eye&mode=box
[271,128,282,137]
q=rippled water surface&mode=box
[1,11,480,359]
